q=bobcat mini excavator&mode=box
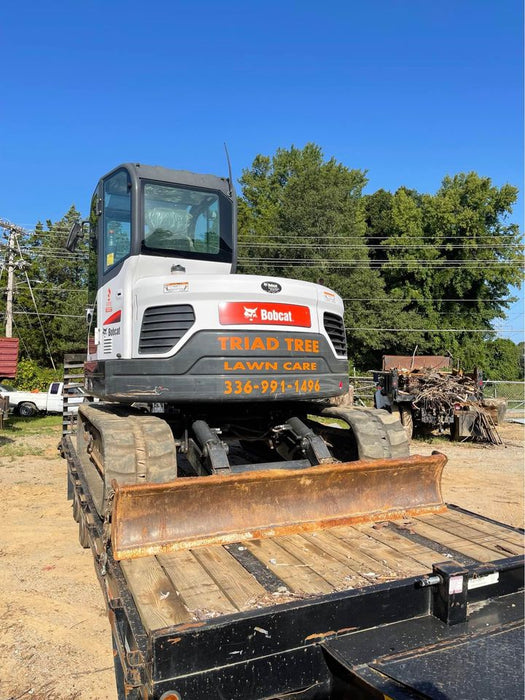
[67,163,446,561]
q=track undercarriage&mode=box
[74,403,446,561]
[77,402,410,507]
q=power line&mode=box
[239,259,522,268]
[241,243,524,249]
[17,249,86,258]
[340,297,514,302]
[12,317,32,359]
[240,233,523,241]
[15,236,56,369]
[345,327,523,333]
[8,225,522,242]
[4,286,88,293]
[0,311,85,319]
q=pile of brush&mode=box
[403,369,501,444]
[406,369,479,410]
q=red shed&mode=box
[0,338,19,379]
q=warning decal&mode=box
[104,310,122,325]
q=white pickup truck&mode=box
[0,382,89,417]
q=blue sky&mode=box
[1,0,523,338]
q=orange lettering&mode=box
[247,361,264,371]
[283,361,318,371]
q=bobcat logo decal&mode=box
[243,307,258,322]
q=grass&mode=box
[0,414,62,458]
[412,432,452,446]
[2,414,62,437]
[1,444,47,458]
[483,382,525,402]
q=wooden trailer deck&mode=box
[120,507,524,633]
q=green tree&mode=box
[482,338,523,381]
[428,174,521,313]
[6,206,88,367]
[425,173,523,366]
[364,173,524,368]
[238,144,418,368]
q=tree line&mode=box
[238,144,524,378]
[1,143,523,380]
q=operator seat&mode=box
[145,207,194,250]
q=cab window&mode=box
[103,170,131,272]
[143,183,220,254]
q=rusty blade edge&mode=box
[112,504,448,560]
[111,453,448,497]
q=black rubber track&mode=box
[77,404,178,515]
[320,406,410,460]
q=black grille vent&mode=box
[323,312,347,356]
[139,304,195,354]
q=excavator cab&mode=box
[91,164,235,274]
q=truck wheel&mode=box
[18,402,38,417]
[399,405,414,440]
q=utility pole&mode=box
[0,220,24,338]
[5,227,15,337]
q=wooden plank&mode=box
[416,514,523,558]
[430,513,524,555]
[331,525,428,577]
[158,550,237,616]
[192,546,267,610]
[352,523,443,570]
[436,510,524,548]
[410,518,504,562]
[246,538,334,595]
[273,534,363,590]
[120,556,191,631]
[301,530,401,584]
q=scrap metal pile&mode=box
[404,369,502,444]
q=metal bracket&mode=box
[431,560,468,625]
[273,416,334,465]
[191,419,231,474]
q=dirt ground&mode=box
[0,419,523,700]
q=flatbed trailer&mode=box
[63,435,524,699]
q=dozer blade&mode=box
[111,453,447,560]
